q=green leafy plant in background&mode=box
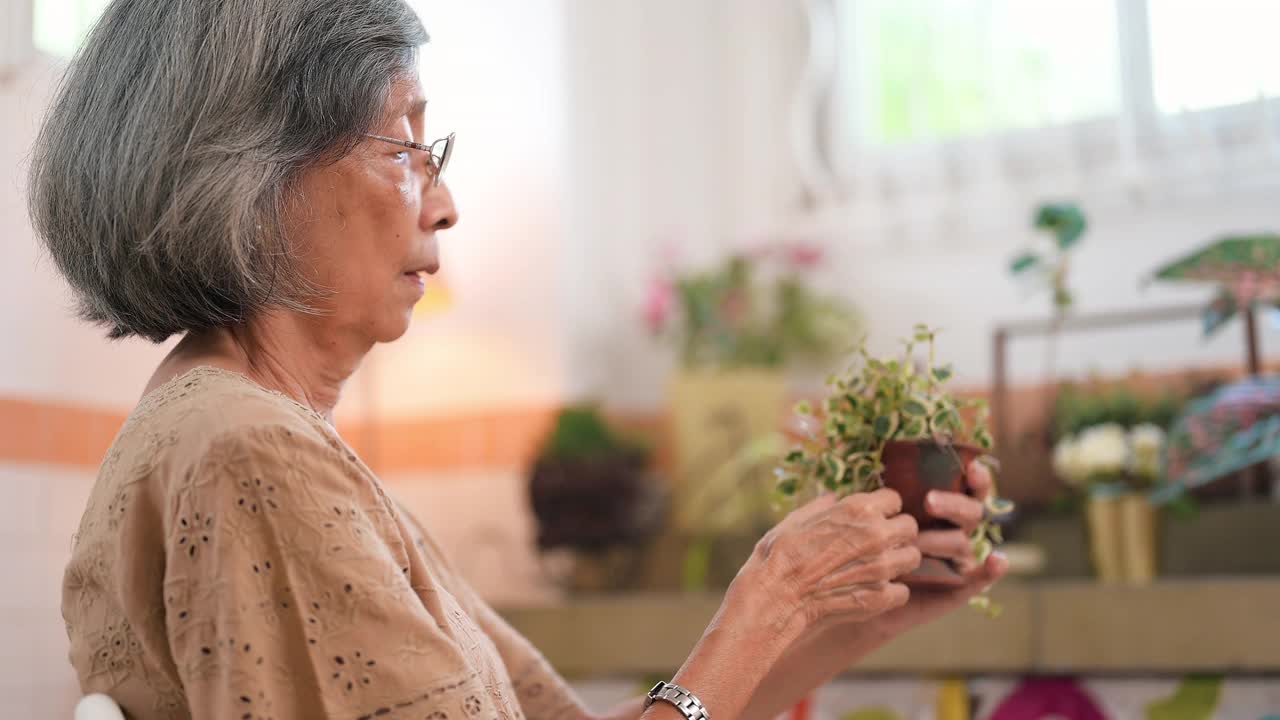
[645,246,859,370]
[1048,383,1197,518]
[1010,203,1087,313]
[538,406,648,461]
[1009,203,1088,383]
[529,406,661,584]
[1052,383,1184,441]
[775,326,1012,614]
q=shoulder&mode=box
[141,366,332,456]
[107,366,368,523]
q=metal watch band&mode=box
[644,681,710,720]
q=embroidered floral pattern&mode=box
[63,368,580,720]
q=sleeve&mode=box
[396,509,592,720]
[162,424,496,720]
[462,585,590,720]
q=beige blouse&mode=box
[63,366,584,720]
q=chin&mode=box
[372,312,413,344]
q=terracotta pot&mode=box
[880,439,984,588]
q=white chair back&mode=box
[74,694,126,720]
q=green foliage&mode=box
[539,406,647,461]
[1034,203,1087,249]
[1009,252,1041,274]
[776,327,1012,618]
[1052,383,1184,440]
[776,326,991,499]
[662,253,859,370]
[1009,202,1087,315]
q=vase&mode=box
[668,369,788,532]
[1118,493,1158,585]
[1085,491,1125,583]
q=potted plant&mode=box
[777,325,1012,596]
[1053,420,1167,584]
[528,406,663,593]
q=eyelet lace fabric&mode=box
[63,367,586,720]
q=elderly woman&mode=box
[29,1,1006,719]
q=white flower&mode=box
[1075,423,1129,479]
[1052,437,1089,486]
[1129,423,1165,480]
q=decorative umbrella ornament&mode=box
[1148,233,1280,374]
[1154,376,1280,501]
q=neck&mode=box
[167,311,370,422]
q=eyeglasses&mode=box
[365,132,455,187]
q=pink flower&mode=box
[786,244,824,269]
[643,277,675,335]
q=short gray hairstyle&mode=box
[28,0,429,342]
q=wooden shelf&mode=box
[498,578,1280,677]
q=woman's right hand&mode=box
[650,489,919,720]
[739,488,921,636]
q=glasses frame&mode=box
[365,132,455,187]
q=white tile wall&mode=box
[0,462,94,719]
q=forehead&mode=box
[384,76,427,121]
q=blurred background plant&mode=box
[1052,422,1166,493]
[645,244,860,370]
[1048,383,1186,502]
[1009,203,1087,316]
[1052,383,1184,441]
[527,406,663,592]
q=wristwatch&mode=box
[644,681,710,720]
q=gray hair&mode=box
[27,0,428,342]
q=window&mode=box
[33,0,111,57]
[840,0,1120,146]
[811,0,1280,232]
[1148,0,1280,114]
[834,0,1280,149]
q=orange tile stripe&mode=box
[0,396,128,469]
[0,394,568,474]
[0,362,1259,473]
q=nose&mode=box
[421,181,458,231]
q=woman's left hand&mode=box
[862,460,1010,639]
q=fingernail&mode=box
[926,491,938,506]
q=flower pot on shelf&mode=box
[1085,487,1158,584]
[880,439,984,589]
[668,369,788,533]
[1118,493,1158,585]
[1085,490,1125,583]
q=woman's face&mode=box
[286,73,457,345]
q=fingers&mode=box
[966,460,993,500]
[916,529,972,563]
[883,513,920,549]
[792,491,840,523]
[925,490,984,532]
[975,550,1010,587]
[951,550,1011,601]
[843,487,903,518]
[822,544,923,590]
[812,581,911,624]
